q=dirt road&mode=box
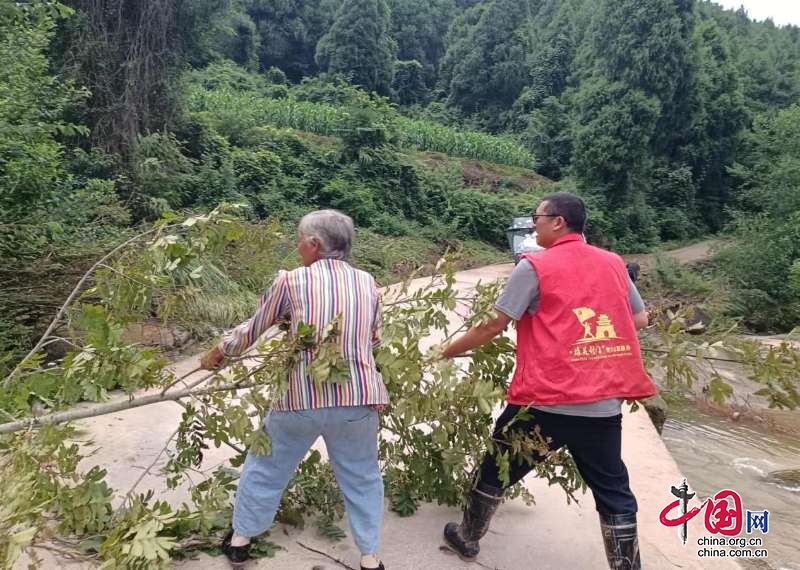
[623,239,723,269]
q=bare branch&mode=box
[118,426,180,512]
[3,225,173,388]
[641,347,746,364]
[159,366,207,396]
[295,541,357,570]
[0,366,267,435]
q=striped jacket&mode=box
[220,258,389,410]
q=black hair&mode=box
[539,192,587,233]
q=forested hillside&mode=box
[3,1,799,356]
[3,0,800,363]
[2,1,800,566]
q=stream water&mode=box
[662,402,800,569]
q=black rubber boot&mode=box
[221,530,251,568]
[443,481,504,561]
[599,512,641,570]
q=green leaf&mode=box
[708,376,734,405]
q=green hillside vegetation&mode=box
[0,53,547,372]
[186,78,535,167]
[2,1,800,566]
[3,0,800,378]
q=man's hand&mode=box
[440,311,512,359]
[422,344,445,366]
[200,345,225,370]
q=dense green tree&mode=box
[0,3,86,219]
[732,22,800,114]
[178,1,259,70]
[58,0,185,152]
[703,2,800,113]
[719,105,800,330]
[315,0,397,95]
[525,33,574,108]
[436,2,485,99]
[439,0,533,128]
[392,60,428,105]
[580,0,696,160]
[245,0,340,81]
[571,78,660,209]
[513,0,586,113]
[389,0,455,88]
[521,96,572,180]
[688,16,748,229]
[566,0,702,245]
[733,105,800,218]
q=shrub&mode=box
[717,214,800,331]
[650,255,715,300]
[128,133,196,213]
[182,60,268,94]
[232,148,283,196]
[340,106,399,164]
[319,178,378,226]
[190,133,237,207]
[371,212,413,237]
[446,189,516,246]
[656,206,693,241]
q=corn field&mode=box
[186,87,535,169]
[395,117,534,168]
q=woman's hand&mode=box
[200,345,225,370]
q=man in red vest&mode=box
[440,192,655,570]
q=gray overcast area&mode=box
[713,0,800,26]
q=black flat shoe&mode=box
[361,563,385,570]
[221,530,251,568]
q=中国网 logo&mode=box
[659,478,769,546]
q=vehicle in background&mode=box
[506,216,543,264]
[506,215,642,282]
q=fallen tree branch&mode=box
[295,541,357,570]
[159,366,207,396]
[118,426,181,512]
[173,399,245,455]
[641,347,747,364]
[158,329,282,397]
[3,225,172,388]
[0,367,267,434]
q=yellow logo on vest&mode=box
[569,307,633,361]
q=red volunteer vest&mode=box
[508,234,657,406]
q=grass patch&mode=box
[351,228,506,286]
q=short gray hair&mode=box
[298,210,355,260]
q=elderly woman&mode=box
[201,210,389,570]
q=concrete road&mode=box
[18,264,740,570]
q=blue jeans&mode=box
[232,406,383,554]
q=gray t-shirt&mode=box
[495,259,645,417]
